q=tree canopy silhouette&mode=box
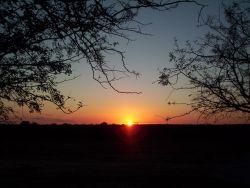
[0,0,203,121]
[158,2,250,121]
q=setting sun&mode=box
[126,120,134,126]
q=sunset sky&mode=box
[14,0,247,125]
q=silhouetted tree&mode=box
[100,122,108,126]
[0,0,203,120]
[158,2,250,121]
[20,121,31,126]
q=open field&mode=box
[0,124,250,187]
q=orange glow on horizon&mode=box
[23,101,204,125]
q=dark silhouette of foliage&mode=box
[158,2,250,121]
[0,0,203,120]
[20,121,31,126]
[100,122,108,126]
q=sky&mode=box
[14,0,248,125]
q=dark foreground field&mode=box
[0,124,250,187]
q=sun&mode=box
[126,120,134,126]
